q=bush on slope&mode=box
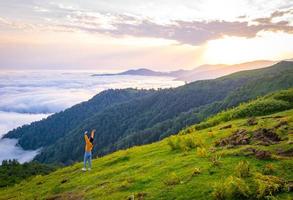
[188,88,293,132]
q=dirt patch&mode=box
[96,181,110,190]
[46,196,61,200]
[60,179,68,184]
[287,181,293,192]
[261,115,283,119]
[244,148,272,160]
[277,148,293,157]
[215,129,250,147]
[127,194,135,200]
[97,181,110,187]
[253,128,281,146]
[219,124,232,130]
[274,120,288,129]
[216,128,282,147]
[247,118,257,126]
[36,181,43,185]
[46,192,83,200]
[137,192,148,200]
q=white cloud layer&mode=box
[0,111,49,138]
[0,139,40,164]
[0,71,183,114]
[0,71,183,163]
[0,111,48,164]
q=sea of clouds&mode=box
[0,70,183,164]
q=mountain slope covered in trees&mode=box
[4,61,293,164]
[4,89,153,149]
[1,89,292,199]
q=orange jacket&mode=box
[84,130,95,152]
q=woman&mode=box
[82,129,95,171]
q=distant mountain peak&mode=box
[93,68,174,77]
[92,59,288,83]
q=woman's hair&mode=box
[89,137,94,143]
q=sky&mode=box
[0,0,292,71]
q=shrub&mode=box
[164,172,180,186]
[179,127,195,135]
[194,137,204,147]
[182,135,198,149]
[167,135,203,152]
[192,167,201,176]
[167,136,180,151]
[225,176,250,199]
[272,89,293,103]
[212,181,226,200]
[235,160,251,178]
[232,99,291,118]
[212,176,250,200]
[254,173,285,199]
[178,138,190,152]
[208,131,215,138]
[196,147,208,157]
[119,180,131,190]
[210,155,222,167]
[209,147,217,153]
[262,163,275,175]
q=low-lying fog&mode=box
[0,70,183,163]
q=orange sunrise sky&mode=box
[0,0,292,71]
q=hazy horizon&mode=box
[0,58,288,72]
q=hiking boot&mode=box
[88,168,91,171]
[82,168,87,171]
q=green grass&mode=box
[186,88,293,132]
[0,108,292,200]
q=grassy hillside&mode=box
[1,89,292,200]
[5,61,292,165]
[184,88,293,132]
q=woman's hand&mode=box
[91,129,95,138]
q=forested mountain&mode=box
[4,89,153,149]
[5,61,293,164]
[1,89,292,199]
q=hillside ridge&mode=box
[1,89,292,199]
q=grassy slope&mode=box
[0,108,292,199]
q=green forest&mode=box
[4,61,293,165]
[0,160,56,187]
